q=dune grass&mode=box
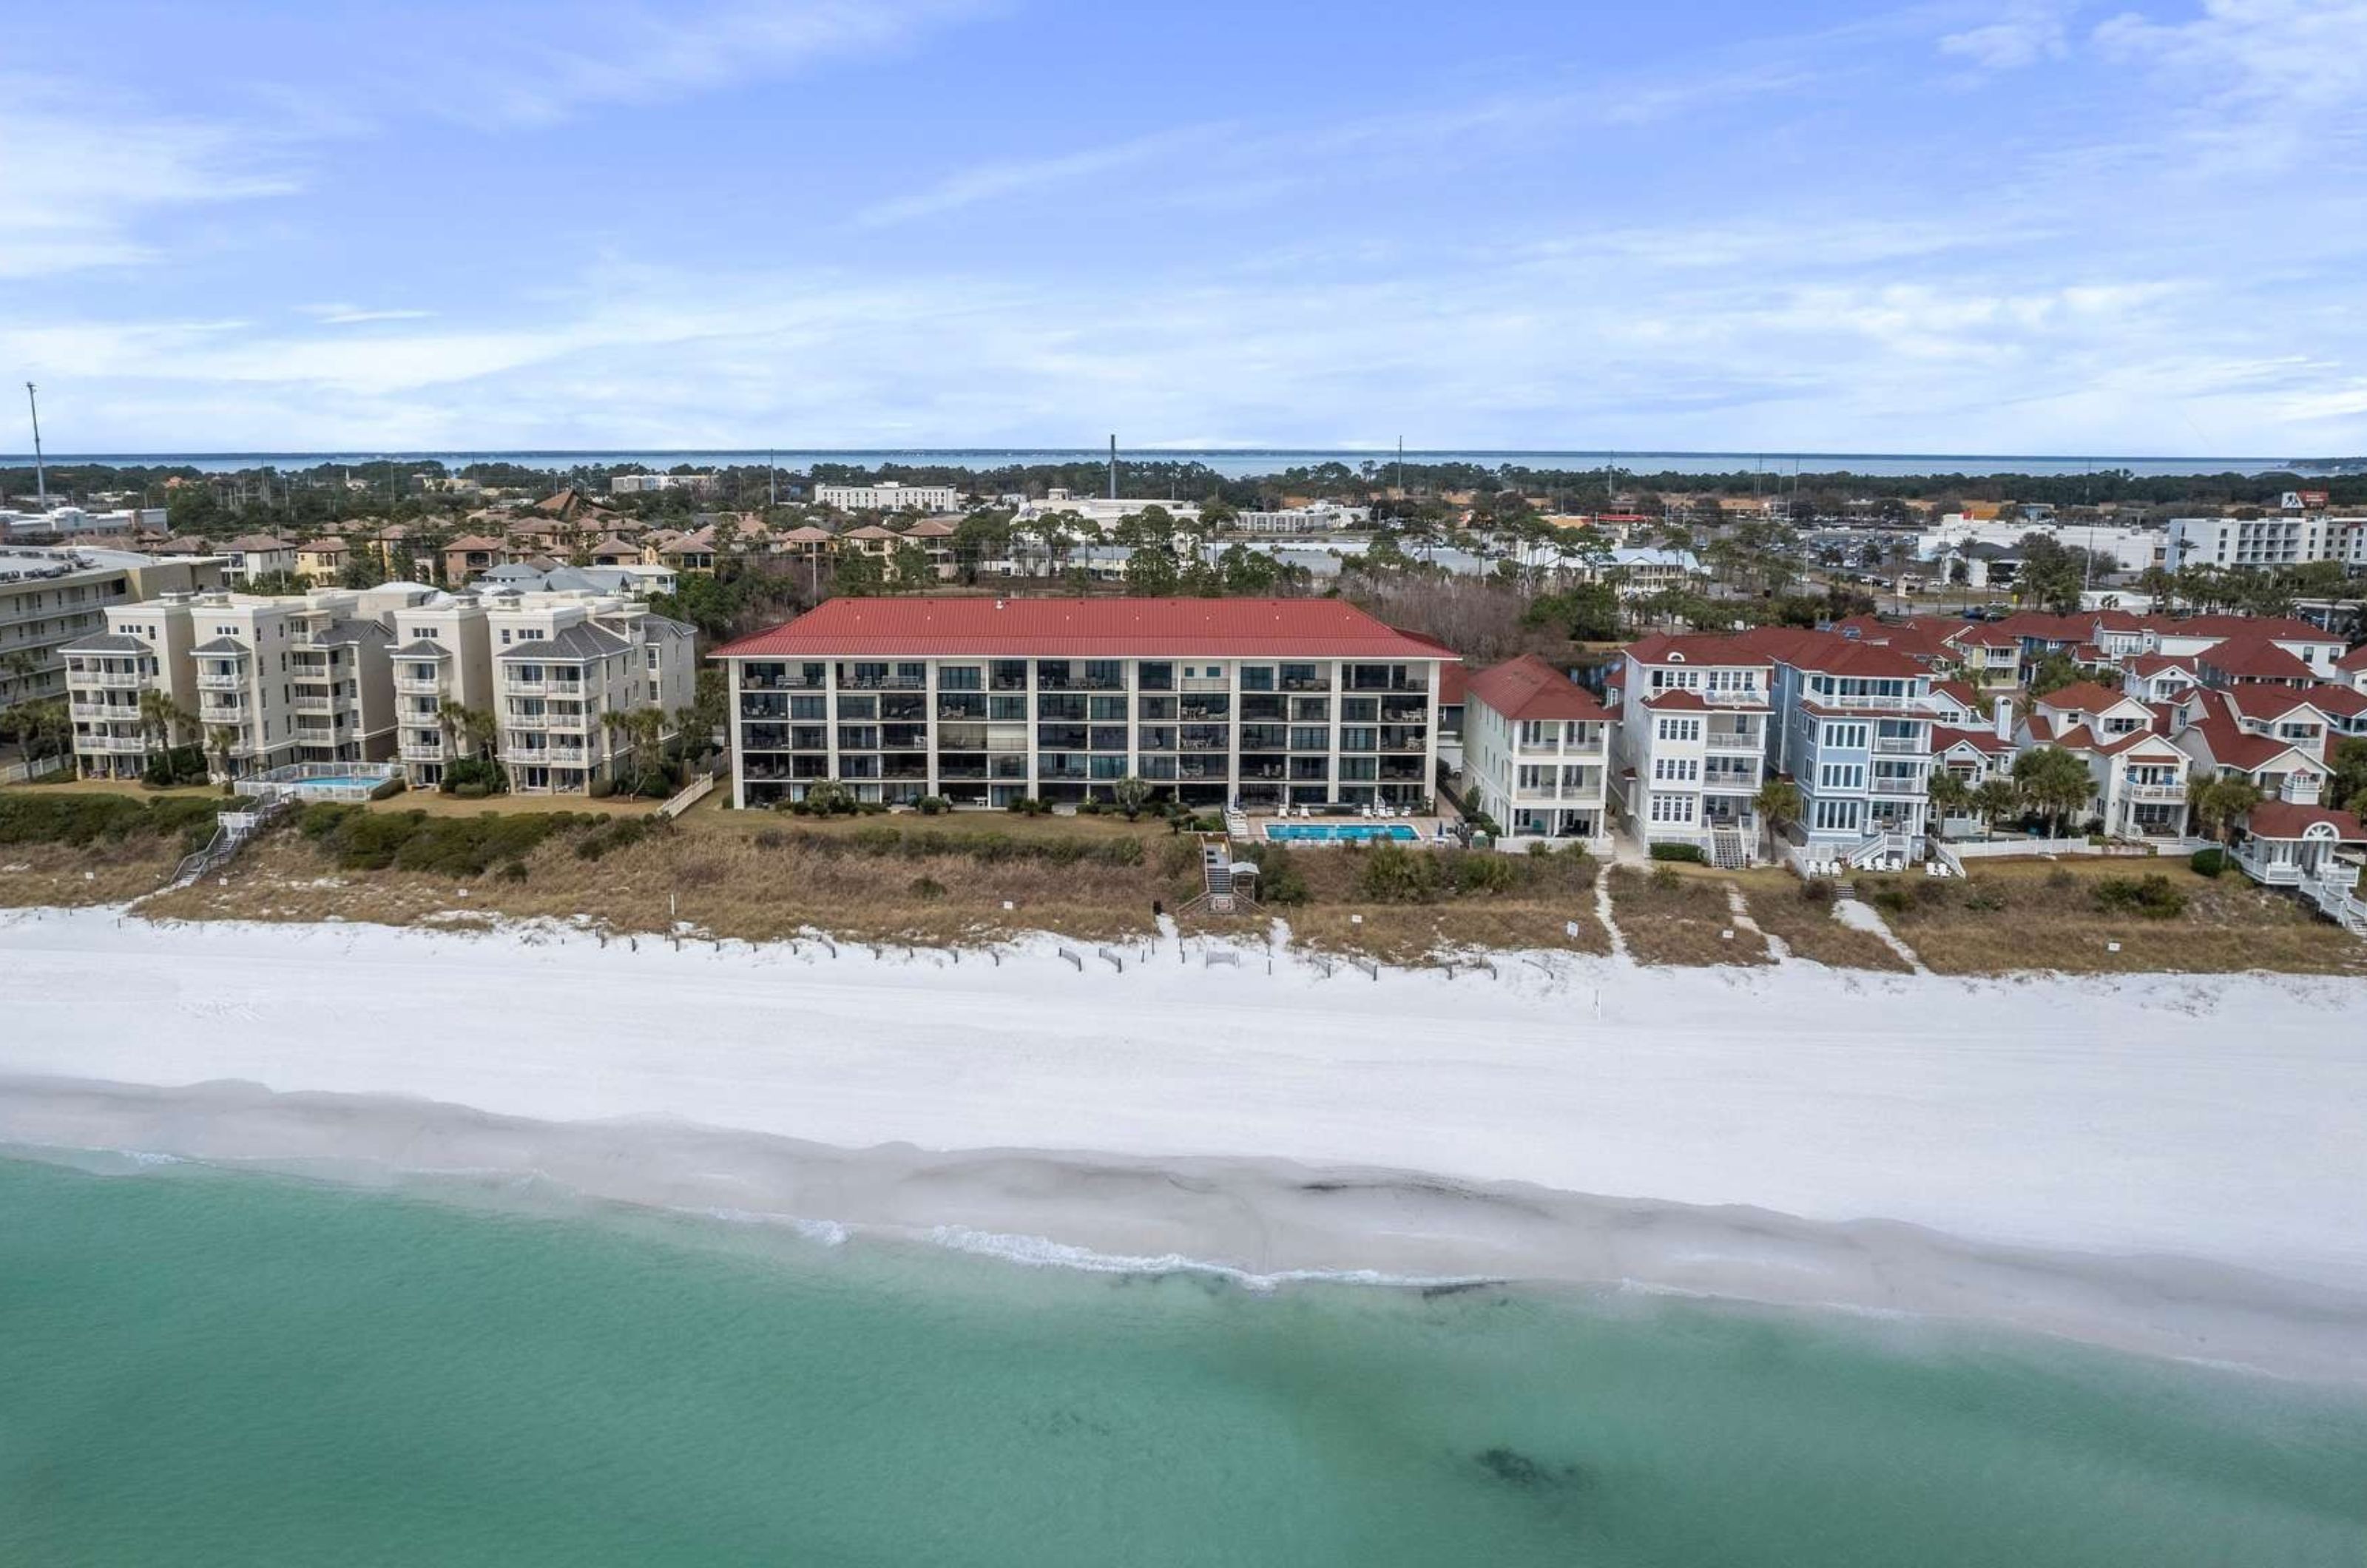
[1604,865,1772,967]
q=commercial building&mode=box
[2163,514,2367,572]
[0,547,226,710]
[610,473,717,496]
[817,480,961,514]
[1228,504,1371,535]
[715,597,1453,811]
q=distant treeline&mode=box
[9,456,2366,516]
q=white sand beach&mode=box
[4,905,2364,1380]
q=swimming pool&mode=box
[1262,822,1420,843]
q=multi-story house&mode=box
[295,537,350,585]
[488,592,698,794]
[2141,615,2347,680]
[1459,654,1613,846]
[220,535,297,586]
[2019,681,2192,841]
[1610,634,1773,865]
[1744,628,1942,866]
[2170,687,2333,808]
[714,597,1451,812]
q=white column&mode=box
[726,659,746,808]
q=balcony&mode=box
[395,674,445,696]
[195,669,243,692]
[198,698,245,720]
[507,712,549,730]
[1871,777,1925,798]
[292,692,337,714]
[399,737,447,762]
[82,669,146,691]
[1873,737,1923,755]
[1706,731,1761,753]
[2124,782,2187,802]
[69,700,126,721]
[81,732,150,754]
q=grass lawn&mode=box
[1604,865,1772,967]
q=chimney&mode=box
[993,598,1006,611]
[1993,696,2013,741]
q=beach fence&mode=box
[656,771,716,821]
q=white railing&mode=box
[85,669,145,690]
[1873,737,1922,754]
[1705,732,1762,751]
[195,669,243,691]
[398,739,446,761]
[2124,783,2187,802]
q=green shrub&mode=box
[1800,876,1835,905]
[587,777,615,800]
[916,796,948,816]
[452,782,489,800]
[369,777,406,802]
[1357,842,1439,902]
[1239,842,1309,905]
[574,818,658,863]
[908,876,947,900]
[441,757,504,796]
[0,792,227,848]
[1648,842,1705,863]
[141,746,208,789]
[2093,874,2187,919]
[1451,851,1519,896]
[2189,847,2226,878]
[498,859,529,882]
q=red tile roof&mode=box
[2336,644,2367,672]
[2125,653,2197,677]
[1641,689,1707,710]
[1733,626,1929,677]
[2033,680,2147,717]
[2246,802,2367,841]
[1463,655,1610,723]
[712,597,1457,660]
[2198,638,2315,681]
[2222,683,2367,721]
[1935,726,2013,755]
[1621,632,1774,666]
[1436,663,1469,706]
[2150,614,2335,642]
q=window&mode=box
[1652,757,1699,783]
[1820,722,1869,749]
[1517,765,1555,791]
[1648,792,1695,824]
[1289,726,1330,752]
[1817,763,1866,790]
[939,666,982,692]
[1812,799,1864,832]
[1655,717,1701,743]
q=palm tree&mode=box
[1752,777,1802,860]
[203,724,243,783]
[1112,775,1152,821]
[601,707,669,794]
[1928,768,1973,829]
[1971,776,2022,834]
[136,689,194,772]
[2187,773,2262,860]
[2011,746,2096,837]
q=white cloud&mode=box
[295,305,437,325]
[2093,1,2367,169]
[400,0,990,129]
[854,124,1232,228]
[1939,1,2075,71]
[0,78,298,280]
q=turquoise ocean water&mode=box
[4,1154,2363,1567]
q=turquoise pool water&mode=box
[1264,822,1420,842]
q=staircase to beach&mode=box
[1709,826,1748,870]
[165,789,294,889]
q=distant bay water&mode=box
[7,447,2354,479]
[4,1155,2363,1568]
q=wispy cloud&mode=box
[2093,0,2367,170]
[854,124,1233,228]
[295,304,437,325]
[0,77,299,280]
[402,0,991,129]
[1939,1,2076,72]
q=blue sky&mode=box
[6,0,2366,455]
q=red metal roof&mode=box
[2246,802,2367,841]
[713,597,1456,660]
[1462,654,1610,723]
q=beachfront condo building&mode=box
[489,593,698,794]
[714,597,1455,811]
[0,546,226,714]
[1457,654,1615,848]
[64,585,428,779]
[1608,634,1774,867]
[815,480,961,514]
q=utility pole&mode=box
[768,449,777,508]
[25,382,46,509]
[1108,433,1118,501]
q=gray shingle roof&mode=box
[392,639,450,659]
[499,623,631,660]
[63,633,148,653]
[191,637,249,655]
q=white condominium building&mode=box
[1458,654,1613,846]
[817,480,961,514]
[1228,504,1371,535]
[488,592,698,794]
[1610,634,1775,867]
[64,585,428,779]
[2163,514,2367,571]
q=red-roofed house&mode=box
[1612,633,1773,864]
[714,597,1456,811]
[1460,654,1614,845]
[2144,615,2348,679]
[1735,626,1951,866]
[2019,683,2192,840]
[2170,689,2333,808]
[2337,643,2367,695]
[2231,802,2367,933]
[2121,652,2201,706]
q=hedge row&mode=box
[0,792,226,853]
[752,825,1148,868]
[295,804,600,877]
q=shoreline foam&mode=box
[6,1075,2367,1386]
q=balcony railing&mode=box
[2124,782,2187,802]
[291,693,337,714]
[1705,732,1761,751]
[80,733,150,754]
[399,739,446,761]
[395,675,444,695]
[81,669,146,690]
[195,669,243,692]
[1871,777,1925,797]
[1873,737,1923,754]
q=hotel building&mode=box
[714,597,1454,811]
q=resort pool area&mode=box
[234,763,404,803]
[1263,822,1419,843]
